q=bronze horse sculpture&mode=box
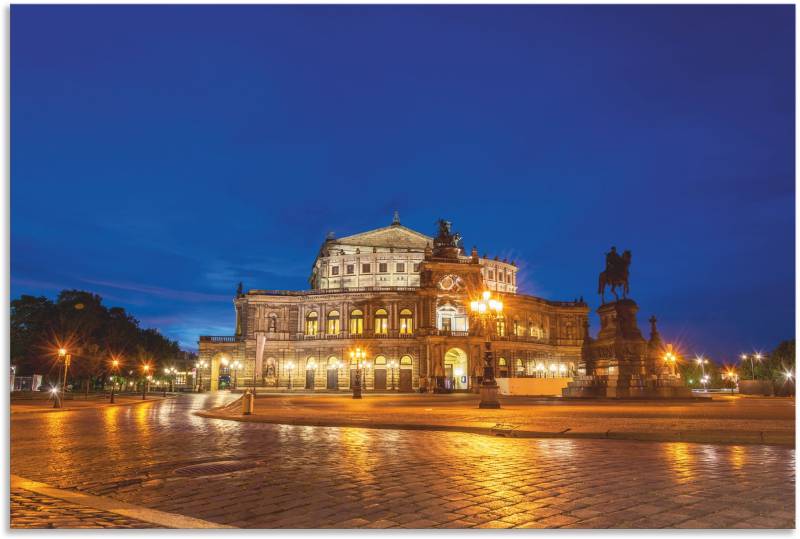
[598,249,631,303]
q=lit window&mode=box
[379,263,388,273]
[327,310,340,335]
[362,264,371,274]
[375,355,387,366]
[396,263,405,273]
[496,317,505,337]
[399,309,413,335]
[305,312,318,336]
[374,308,388,334]
[400,355,413,366]
[350,309,363,335]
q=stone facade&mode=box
[198,217,588,392]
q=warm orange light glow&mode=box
[58,348,67,357]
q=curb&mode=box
[11,475,234,529]
[195,409,794,447]
[11,396,172,415]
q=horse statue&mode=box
[598,247,632,303]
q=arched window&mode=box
[375,355,387,366]
[305,311,318,336]
[536,363,546,378]
[374,308,388,335]
[496,316,506,337]
[498,357,508,378]
[400,309,413,335]
[268,314,277,333]
[327,356,339,369]
[515,359,524,373]
[327,310,340,335]
[264,358,276,378]
[498,357,507,367]
[513,320,522,336]
[400,355,413,368]
[350,309,363,335]
[306,357,317,370]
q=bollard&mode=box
[242,390,254,415]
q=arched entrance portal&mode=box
[444,348,469,391]
[210,353,231,391]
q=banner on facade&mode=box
[255,333,266,381]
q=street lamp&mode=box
[349,347,366,399]
[195,360,208,392]
[231,360,242,390]
[388,359,397,391]
[110,358,120,404]
[142,364,150,400]
[469,290,503,409]
[663,351,677,376]
[287,361,295,390]
[695,356,708,390]
[54,348,71,409]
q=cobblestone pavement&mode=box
[11,488,156,528]
[11,393,795,529]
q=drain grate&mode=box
[173,460,258,477]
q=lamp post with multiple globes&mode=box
[195,360,208,392]
[469,290,504,409]
[350,347,366,399]
[231,360,242,390]
[740,353,762,380]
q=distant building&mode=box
[198,215,588,392]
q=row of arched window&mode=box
[305,309,414,336]
[496,357,575,378]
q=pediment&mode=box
[333,225,432,250]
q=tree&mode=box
[11,289,184,391]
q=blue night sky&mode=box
[12,5,794,361]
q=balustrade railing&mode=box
[199,336,240,343]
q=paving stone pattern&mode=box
[11,488,156,529]
[11,393,795,529]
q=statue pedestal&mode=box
[563,300,692,399]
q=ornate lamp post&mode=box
[663,351,677,376]
[470,290,503,409]
[54,348,71,409]
[231,360,242,390]
[286,361,295,390]
[695,356,708,390]
[195,360,207,392]
[349,347,366,399]
[388,359,397,391]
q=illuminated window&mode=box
[513,320,521,336]
[375,355,386,366]
[327,310,340,335]
[374,308,388,334]
[350,309,363,335]
[362,264,371,274]
[399,309,413,334]
[515,359,524,372]
[327,356,339,369]
[400,355,413,366]
[305,311,318,335]
[496,317,505,337]
[396,263,405,273]
[498,357,507,367]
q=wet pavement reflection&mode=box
[11,393,795,528]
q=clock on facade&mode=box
[438,274,463,292]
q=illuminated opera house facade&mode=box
[198,215,589,392]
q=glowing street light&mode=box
[195,360,208,392]
[470,290,504,409]
[695,356,708,390]
[53,348,71,409]
[349,348,366,399]
[231,360,242,390]
[110,357,120,404]
[741,353,763,380]
[141,364,150,400]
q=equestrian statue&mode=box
[598,246,632,303]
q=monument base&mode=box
[562,374,692,399]
[479,383,501,408]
